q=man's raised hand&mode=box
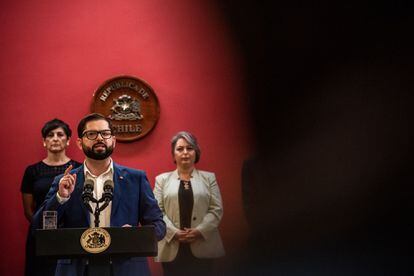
[58,165,77,198]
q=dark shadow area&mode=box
[217,1,414,275]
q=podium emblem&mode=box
[80,227,111,254]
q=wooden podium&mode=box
[36,226,157,276]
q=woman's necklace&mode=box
[182,180,190,190]
[179,170,192,190]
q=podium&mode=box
[36,226,157,276]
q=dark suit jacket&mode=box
[32,162,166,276]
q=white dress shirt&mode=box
[84,159,114,228]
[56,159,114,228]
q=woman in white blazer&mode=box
[154,131,225,276]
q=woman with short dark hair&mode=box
[21,118,81,276]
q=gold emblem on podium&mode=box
[80,227,111,254]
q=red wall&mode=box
[0,1,251,274]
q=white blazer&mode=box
[153,169,225,262]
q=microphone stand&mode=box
[86,194,112,228]
[94,201,101,228]
[82,181,113,228]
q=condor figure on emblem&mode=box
[154,131,225,276]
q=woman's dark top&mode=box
[178,180,194,229]
[20,160,82,212]
[21,159,81,276]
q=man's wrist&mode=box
[56,191,69,204]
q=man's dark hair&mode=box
[41,118,72,138]
[77,113,113,138]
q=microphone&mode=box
[103,179,114,199]
[81,179,95,213]
[98,179,114,211]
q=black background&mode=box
[217,1,414,275]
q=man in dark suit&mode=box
[32,113,166,276]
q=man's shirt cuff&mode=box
[56,192,69,204]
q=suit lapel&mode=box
[170,170,181,198]
[167,170,181,223]
[111,164,123,222]
[190,169,202,203]
[74,166,91,225]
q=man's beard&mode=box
[82,143,114,160]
